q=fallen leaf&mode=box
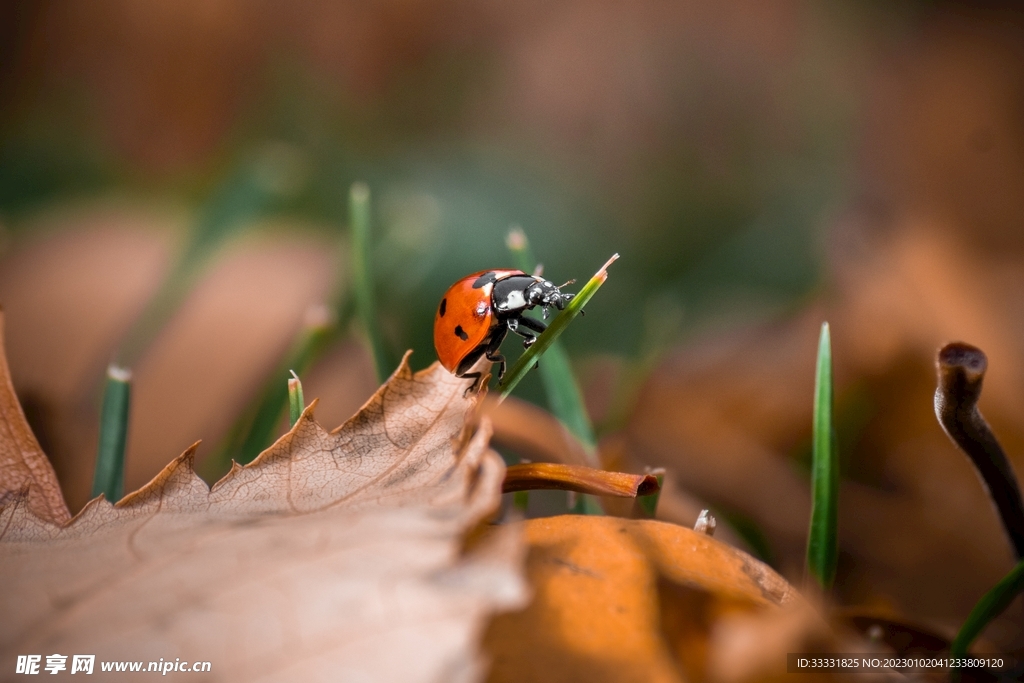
[0,340,526,682]
[0,313,69,525]
[482,515,796,683]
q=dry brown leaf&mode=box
[0,313,70,525]
[1,346,526,682]
[483,515,796,683]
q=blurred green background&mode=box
[0,0,881,369]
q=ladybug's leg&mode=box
[510,315,546,348]
[455,345,487,396]
[555,292,581,316]
[518,315,547,333]
[484,327,507,380]
[459,372,482,397]
[485,352,506,380]
[456,326,509,395]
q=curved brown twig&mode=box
[503,463,660,498]
[935,342,1024,558]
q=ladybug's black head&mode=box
[525,279,573,311]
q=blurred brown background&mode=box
[2,0,1024,651]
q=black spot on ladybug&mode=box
[472,271,498,289]
[454,325,469,341]
[439,298,447,317]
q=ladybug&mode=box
[434,269,575,393]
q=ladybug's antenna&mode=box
[558,279,576,289]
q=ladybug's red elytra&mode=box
[434,269,575,393]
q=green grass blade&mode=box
[498,253,619,401]
[288,370,304,427]
[91,365,132,502]
[205,193,356,477]
[236,305,337,457]
[533,348,597,450]
[505,233,614,515]
[202,304,340,478]
[506,229,599,457]
[951,558,1024,662]
[350,182,394,383]
[807,321,839,589]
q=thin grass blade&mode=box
[498,253,619,400]
[203,304,340,477]
[203,186,353,479]
[507,229,600,458]
[91,365,132,502]
[951,559,1024,664]
[350,182,394,382]
[241,305,336,452]
[807,321,839,589]
[288,370,305,427]
[506,232,614,515]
